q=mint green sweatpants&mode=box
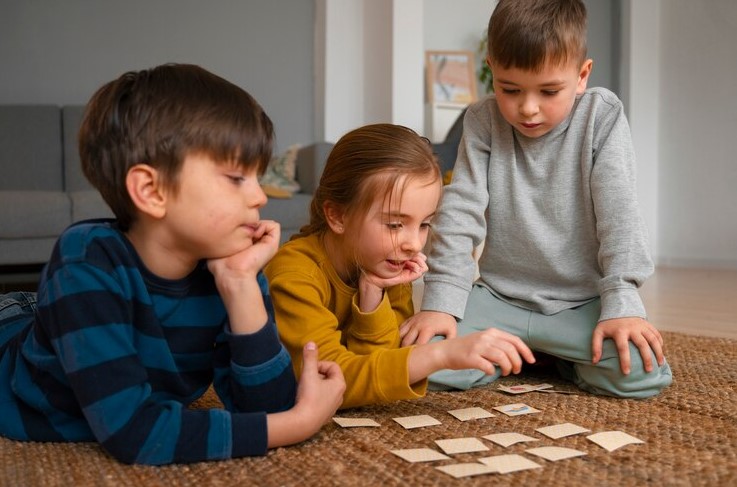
[429,284,673,398]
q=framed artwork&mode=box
[425,50,478,105]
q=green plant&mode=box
[477,29,493,93]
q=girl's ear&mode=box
[323,201,346,234]
[126,164,167,219]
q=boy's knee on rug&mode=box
[574,341,672,398]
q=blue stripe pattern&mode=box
[0,220,296,464]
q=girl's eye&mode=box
[421,222,432,230]
[386,222,403,230]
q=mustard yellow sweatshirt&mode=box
[265,234,427,409]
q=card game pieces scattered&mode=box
[332,417,380,428]
[493,403,541,416]
[435,437,489,455]
[482,432,540,448]
[526,446,588,462]
[447,407,495,421]
[536,422,591,439]
[392,414,442,429]
[435,463,497,478]
[478,454,543,474]
[390,448,450,463]
[586,431,645,452]
[498,383,554,394]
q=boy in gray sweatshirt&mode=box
[401,0,672,398]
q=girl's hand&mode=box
[357,253,428,312]
[361,252,428,290]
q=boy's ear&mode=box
[576,59,594,94]
[126,164,167,219]
[323,201,346,234]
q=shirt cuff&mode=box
[227,319,282,366]
[599,287,647,322]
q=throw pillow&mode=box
[260,144,302,198]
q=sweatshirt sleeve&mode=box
[267,268,425,409]
[590,100,654,321]
[422,103,492,319]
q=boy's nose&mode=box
[519,96,539,117]
[251,182,268,208]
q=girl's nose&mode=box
[401,228,423,254]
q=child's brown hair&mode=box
[488,0,588,71]
[297,124,440,239]
[79,63,274,231]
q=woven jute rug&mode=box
[1,331,735,486]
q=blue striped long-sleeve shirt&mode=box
[0,220,297,465]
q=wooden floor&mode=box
[414,266,737,340]
[639,266,737,339]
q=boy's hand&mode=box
[294,342,345,428]
[591,317,665,375]
[400,310,457,346]
[267,342,345,448]
[208,220,280,280]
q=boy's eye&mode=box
[542,90,560,96]
[501,88,519,94]
[227,175,246,185]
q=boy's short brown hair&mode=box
[79,63,274,231]
[488,0,588,71]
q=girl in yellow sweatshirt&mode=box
[265,124,534,408]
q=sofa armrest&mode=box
[294,142,333,194]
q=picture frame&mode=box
[425,50,478,105]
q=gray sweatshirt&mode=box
[422,87,653,322]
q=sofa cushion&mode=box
[260,193,312,242]
[260,144,302,197]
[0,105,63,191]
[0,238,60,266]
[0,191,71,238]
[62,105,94,192]
[69,190,114,223]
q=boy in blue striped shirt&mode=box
[0,63,345,465]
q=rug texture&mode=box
[1,331,735,486]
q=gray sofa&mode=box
[0,104,332,272]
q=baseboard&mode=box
[654,256,737,270]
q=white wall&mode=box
[624,0,737,268]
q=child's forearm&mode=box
[266,407,320,448]
[219,278,268,334]
[407,342,447,384]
